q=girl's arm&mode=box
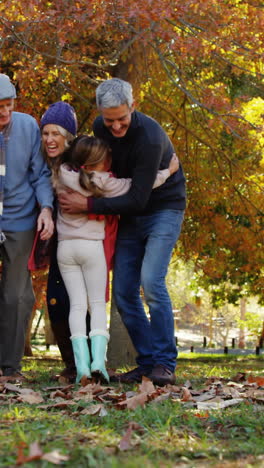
[101,153,179,197]
[153,154,179,188]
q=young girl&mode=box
[55,135,178,384]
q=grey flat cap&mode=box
[0,74,17,100]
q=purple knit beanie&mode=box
[40,101,77,136]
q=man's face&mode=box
[0,99,14,130]
[101,103,134,138]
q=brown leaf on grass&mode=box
[194,412,210,419]
[98,389,127,403]
[80,403,108,416]
[223,386,242,399]
[17,392,44,404]
[232,372,247,382]
[117,391,148,410]
[4,383,24,393]
[50,389,73,400]
[192,390,217,402]
[73,391,94,403]
[226,381,245,388]
[243,389,264,403]
[181,387,193,402]
[197,398,244,410]
[77,382,103,395]
[28,441,43,459]
[183,380,192,389]
[138,376,156,394]
[247,375,264,387]
[119,421,144,451]
[150,391,171,404]
[205,377,223,386]
[119,425,133,451]
[167,384,182,392]
[127,392,148,410]
[43,385,73,392]
[39,400,76,410]
[16,441,43,465]
[41,449,69,464]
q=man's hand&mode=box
[168,153,179,175]
[37,207,54,240]
[58,190,88,214]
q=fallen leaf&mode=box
[181,387,193,402]
[194,412,209,418]
[193,390,216,402]
[197,398,244,410]
[42,450,69,464]
[17,392,44,404]
[39,401,76,410]
[247,375,264,387]
[80,404,106,416]
[50,389,72,399]
[138,377,156,394]
[119,421,144,451]
[119,425,133,451]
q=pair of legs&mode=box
[113,210,184,380]
[0,229,35,376]
[57,239,109,382]
[47,237,91,380]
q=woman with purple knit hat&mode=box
[40,101,90,382]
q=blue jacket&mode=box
[2,111,53,232]
[93,110,186,215]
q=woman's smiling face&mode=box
[42,124,66,158]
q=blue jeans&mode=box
[113,209,184,372]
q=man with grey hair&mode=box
[0,73,54,379]
[59,77,186,386]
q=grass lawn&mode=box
[0,352,263,467]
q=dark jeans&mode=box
[0,229,35,372]
[113,209,184,372]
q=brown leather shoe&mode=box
[58,366,77,383]
[0,369,27,382]
[110,366,152,383]
[149,365,176,386]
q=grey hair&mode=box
[96,78,133,109]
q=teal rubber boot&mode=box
[90,334,109,383]
[71,335,91,383]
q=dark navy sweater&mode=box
[92,110,186,215]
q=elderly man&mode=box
[59,78,186,386]
[0,74,54,379]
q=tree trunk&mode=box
[259,320,264,347]
[238,297,246,349]
[107,296,136,369]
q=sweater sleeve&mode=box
[28,120,54,210]
[92,141,163,215]
[101,168,170,197]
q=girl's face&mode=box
[42,124,66,158]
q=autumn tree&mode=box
[1,0,263,360]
